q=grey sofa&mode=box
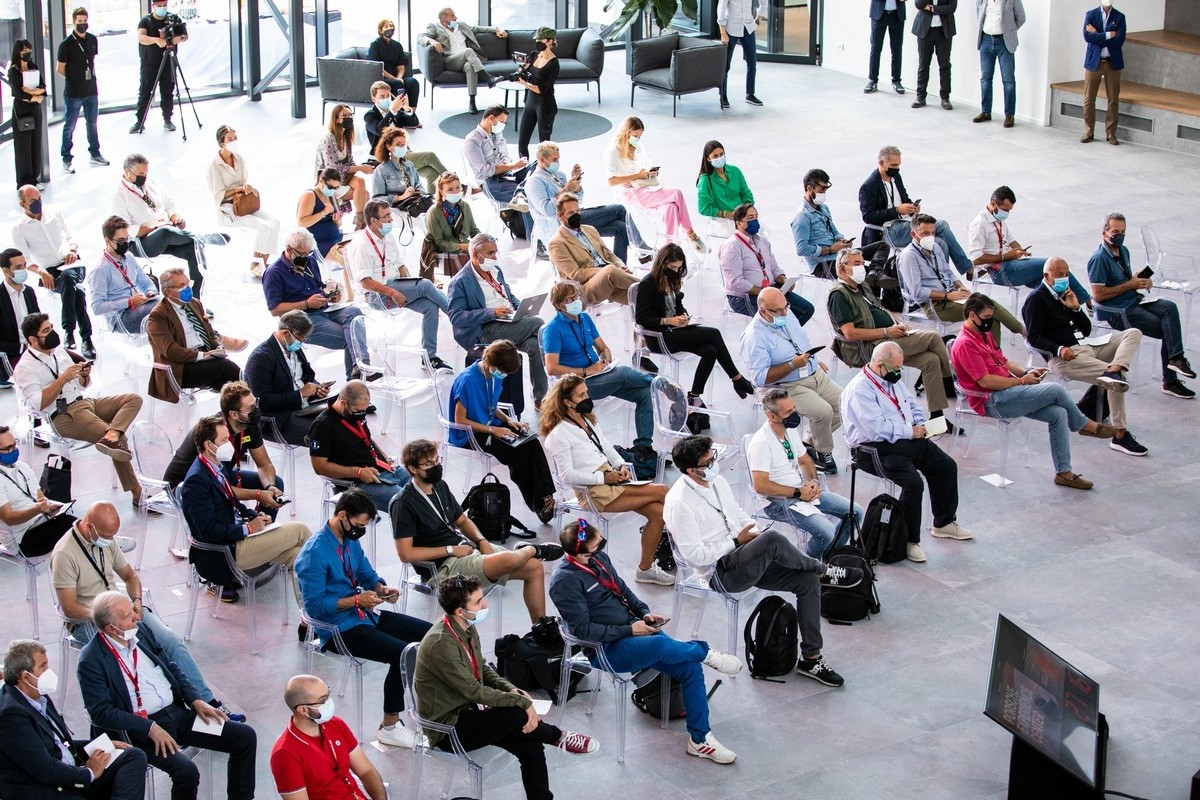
[629,33,726,117]
[316,46,412,116]
[417,27,604,107]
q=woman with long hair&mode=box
[315,104,374,229]
[635,242,756,403]
[695,139,753,236]
[371,127,422,206]
[516,26,560,160]
[296,167,346,258]
[8,39,46,188]
[540,375,674,585]
[604,116,705,255]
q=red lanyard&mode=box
[337,543,365,620]
[103,252,135,288]
[477,267,506,297]
[992,220,1004,251]
[861,366,901,412]
[338,419,391,471]
[566,555,639,616]
[365,230,387,277]
[442,616,480,682]
[736,232,769,287]
[100,634,146,716]
[200,455,238,505]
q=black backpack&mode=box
[743,595,798,680]
[866,246,905,313]
[630,668,721,719]
[499,207,527,240]
[463,473,536,543]
[861,493,908,564]
[494,629,583,705]
[821,531,881,625]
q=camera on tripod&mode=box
[506,51,531,82]
[162,13,185,45]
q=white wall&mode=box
[820,0,1165,125]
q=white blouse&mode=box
[544,418,625,486]
[205,151,249,206]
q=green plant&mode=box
[599,0,698,40]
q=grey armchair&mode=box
[629,33,726,117]
[316,46,386,116]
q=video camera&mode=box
[162,13,185,45]
[506,51,532,82]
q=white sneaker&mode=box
[507,198,530,214]
[930,521,973,540]
[115,536,137,553]
[376,723,427,749]
[702,649,743,675]
[906,542,927,563]
[687,732,736,764]
[635,564,676,586]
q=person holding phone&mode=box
[516,27,559,160]
[246,312,332,447]
[719,202,813,325]
[950,293,1118,490]
[87,216,161,333]
[791,168,854,278]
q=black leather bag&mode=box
[39,454,72,503]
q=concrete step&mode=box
[1123,30,1200,96]
[1050,80,1200,155]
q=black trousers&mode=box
[337,610,432,714]
[915,28,952,100]
[856,439,958,542]
[180,357,241,394]
[17,514,76,557]
[439,707,561,800]
[136,55,175,123]
[47,265,93,339]
[140,703,256,800]
[647,324,739,396]
[476,433,555,514]
[518,91,557,160]
[868,10,905,83]
[138,227,203,294]
[384,76,420,107]
[12,123,41,188]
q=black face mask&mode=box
[534,41,547,51]
[573,398,594,415]
[566,212,582,230]
[885,167,901,179]
[781,411,803,429]
[291,253,312,270]
[343,405,368,423]
[20,51,31,60]
[1108,232,1126,248]
[236,406,261,426]
[40,331,61,350]
[422,464,444,484]
[381,28,395,38]
[113,240,131,257]
[975,316,995,333]
[881,366,903,384]
[340,118,354,131]
[341,519,368,541]
[131,174,147,188]
[579,537,607,556]
[75,23,89,34]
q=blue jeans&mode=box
[354,468,411,514]
[602,634,711,742]
[762,492,863,560]
[979,34,1016,117]
[306,305,366,379]
[727,290,814,326]
[382,277,449,357]
[985,382,1086,474]
[485,166,529,205]
[73,610,213,701]
[721,30,757,97]
[584,365,653,448]
[1101,299,1184,383]
[61,94,101,160]
[989,258,1091,303]
[109,296,160,335]
[581,204,631,263]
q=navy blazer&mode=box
[0,685,93,800]
[179,456,252,586]
[912,0,957,37]
[858,169,911,248]
[870,0,907,21]
[78,622,201,742]
[1083,6,1125,71]
[245,335,316,417]
[0,283,40,358]
[446,264,521,351]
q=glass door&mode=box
[763,0,819,62]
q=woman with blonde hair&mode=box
[421,171,480,279]
[603,115,705,255]
[315,104,374,229]
[541,374,675,586]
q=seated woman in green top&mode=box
[421,170,480,281]
[696,140,754,236]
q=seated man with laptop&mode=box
[245,311,335,447]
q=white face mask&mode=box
[849,264,868,285]
[492,120,506,134]
[308,698,336,724]
[214,441,236,462]
[29,668,58,696]
[919,235,937,253]
[699,461,719,482]
[1100,0,1112,7]
[464,606,490,627]
[812,192,827,206]
[116,626,138,645]
[225,140,239,155]
[445,192,463,205]
[480,257,499,273]
[628,135,641,147]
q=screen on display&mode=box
[984,615,1101,787]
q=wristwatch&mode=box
[792,486,802,500]
[445,545,455,556]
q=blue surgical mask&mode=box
[178,286,193,303]
[447,20,458,30]
[379,222,394,235]
[445,192,463,205]
[10,269,28,285]
[701,461,719,481]
[745,219,760,236]
[321,185,337,198]
[152,5,168,18]
[0,449,19,466]
[490,369,507,380]
[286,337,303,353]
[710,155,726,169]
[771,314,788,328]
[994,209,1010,221]
[392,145,408,159]
[93,536,113,549]
[547,162,561,174]
[565,299,583,316]
[377,99,391,112]
[465,606,489,626]
[1052,277,1070,294]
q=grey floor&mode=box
[2,48,1199,800]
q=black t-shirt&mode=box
[366,37,408,74]
[138,14,188,62]
[57,32,99,98]
[163,421,265,488]
[393,480,466,548]
[307,408,378,469]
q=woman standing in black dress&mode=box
[517,26,559,160]
[8,39,46,188]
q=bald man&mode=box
[48,501,244,720]
[270,675,387,800]
[741,286,844,474]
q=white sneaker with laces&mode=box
[635,564,676,586]
[376,723,427,749]
[906,542,927,563]
[702,649,743,675]
[116,536,137,553]
[687,732,736,764]
[930,521,973,540]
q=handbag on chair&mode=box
[231,188,261,217]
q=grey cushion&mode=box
[629,32,679,77]
[633,67,673,91]
[317,52,384,106]
[671,39,726,93]
[420,28,604,90]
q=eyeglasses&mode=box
[417,458,441,469]
[0,444,16,454]
[763,306,788,316]
[299,694,331,707]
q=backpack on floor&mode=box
[630,668,721,720]
[494,631,583,705]
[743,595,798,680]
[821,529,881,625]
[861,493,908,565]
[463,473,536,544]
[499,207,527,240]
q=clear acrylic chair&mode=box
[127,420,188,564]
[320,477,382,565]
[299,610,366,742]
[347,314,434,445]
[649,375,741,483]
[738,432,818,551]
[627,283,702,392]
[0,528,50,639]
[259,416,299,519]
[149,361,216,433]
[667,535,743,657]
[948,378,1031,488]
[1140,223,1199,341]
[428,367,498,493]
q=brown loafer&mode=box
[1003,116,1015,128]
[95,437,133,462]
[1054,472,1094,490]
[1080,423,1118,439]
[1080,132,1094,143]
[973,112,991,123]
[1107,135,1120,145]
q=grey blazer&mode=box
[417,22,496,58]
[975,0,1025,53]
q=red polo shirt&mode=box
[270,717,364,800]
[949,325,1011,416]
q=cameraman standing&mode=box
[516,27,559,161]
[131,0,187,134]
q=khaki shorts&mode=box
[437,551,510,588]
[579,483,625,511]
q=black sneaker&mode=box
[719,96,731,109]
[796,657,845,687]
[81,339,97,360]
[654,529,677,572]
[1097,369,1130,390]
[1163,380,1196,399]
[90,154,110,166]
[891,81,905,94]
[163,119,177,132]
[531,543,565,561]
[1110,431,1148,456]
[427,355,453,374]
[207,584,240,603]
[1168,355,1197,379]
[745,94,763,106]
[863,81,877,94]
[637,356,659,374]
[128,122,144,134]
[820,564,863,588]
[813,450,838,475]
[297,622,310,642]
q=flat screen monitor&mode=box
[984,614,1101,788]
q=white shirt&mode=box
[932,8,943,27]
[167,299,205,350]
[544,419,625,487]
[5,282,29,324]
[746,421,806,490]
[0,461,42,538]
[663,474,754,578]
[983,0,1004,35]
[276,337,309,408]
[967,206,1012,261]
[472,267,512,311]
[443,23,469,55]
[11,211,76,268]
[205,151,249,207]
[111,178,176,231]
[14,347,83,412]
[345,228,404,290]
[104,634,174,716]
[716,0,760,37]
[603,142,652,188]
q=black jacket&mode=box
[1022,283,1091,357]
[634,273,690,333]
[911,0,957,37]
[0,283,40,358]
[179,456,254,586]
[0,685,93,800]
[858,168,911,248]
[245,335,316,416]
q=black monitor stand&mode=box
[1007,713,1108,800]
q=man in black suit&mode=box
[865,0,906,95]
[78,591,257,800]
[0,247,41,384]
[245,311,332,447]
[911,0,957,110]
[0,638,147,800]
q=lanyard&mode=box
[103,252,135,288]
[565,555,639,617]
[861,366,902,412]
[485,375,500,424]
[568,318,595,366]
[414,483,461,539]
[72,529,109,590]
[200,455,238,506]
[477,267,507,299]
[735,233,769,286]
[227,430,246,487]
[685,480,738,534]
[991,220,1005,251]
[285,723,363,800]
[28,349,60,380]
[572,417,607,460]
[962,326,1010,372]
[0,465,35,502]
[338,419,391,471]
[100,635,146,716]
[365,230,387,277]
[123,181,156,211]
[442,616,481,681]
[336,542,366,620]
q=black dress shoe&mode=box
[911,98,926,108]
[637,356,659,373]
[468,97,479,114]
[720,96,730,109]
[81,339,97,360]
[940,99,953,110]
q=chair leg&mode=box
[615,677,628,763]
[27,567,39,640]
[281,567,291,626]
[673,94,678,117]
[248,583,259,655]
[184,569,201,641]
[725,597,739,656]
[630,84,635,107]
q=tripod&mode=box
[135,41,202,140]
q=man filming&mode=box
[132,0,187,134]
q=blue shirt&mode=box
[525,166,581,220]
[540,311,601,369]
[897,241,957,305]
[790,199,844,273]
[447,362,503,447]
[295,523,385,645]
[263,254,326,312]
[739,311,817,387]
[19,691,74,766]
[1086,242,1139,311]
[840,367,926,446]
[86,252,155,318]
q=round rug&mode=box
[438,108,613,143]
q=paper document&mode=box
[192,715,226,736]
[1081,333,1112,347]
[247,522,283,537]
[624,480,651,486]
[924,416,949,437]
[789,501,820,517]
[21,70,39,88]
[532,699,553,715]
[85,734,116,758]
[779,277,799,296]
[587,362,615,378]
[321,302,352,313]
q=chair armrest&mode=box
[575,29,604,77]
[670,40,725,93]
[629,33,677,77]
